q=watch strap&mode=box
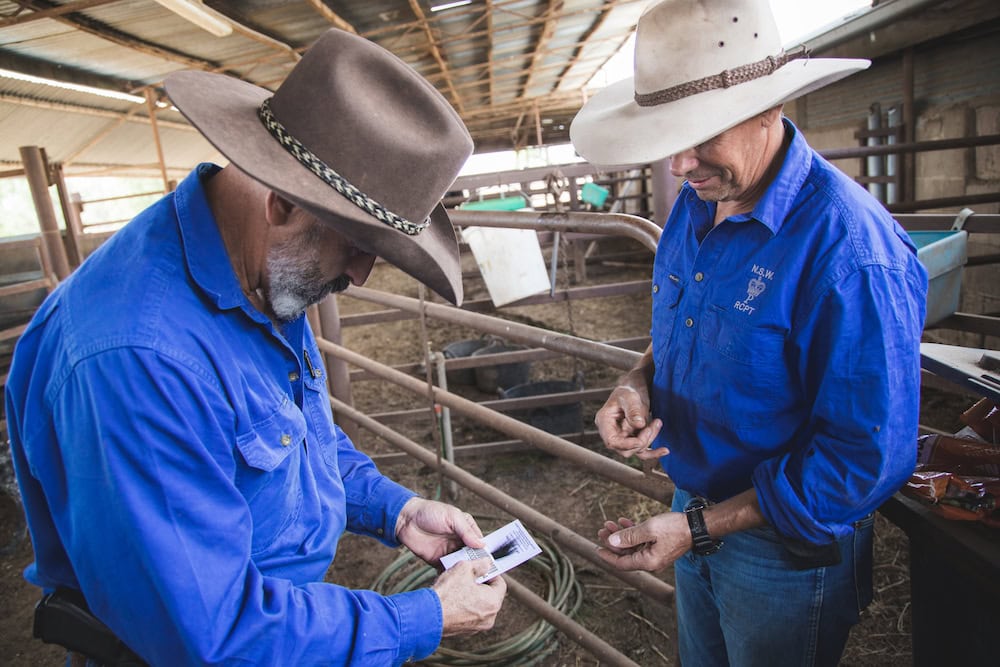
[684,497,723,556]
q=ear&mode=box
[760,104,784,127]
[264,191,296,227]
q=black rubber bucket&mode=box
[442,338,492,386]
[499,380,583,435]
[472,340,531,393]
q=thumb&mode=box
[607,524,653,549]
[618,389,647,429]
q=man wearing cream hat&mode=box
[573,1,928,664]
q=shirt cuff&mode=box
[373,478,418,548]
[391,588,442,664]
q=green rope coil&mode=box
[371,532,583,666]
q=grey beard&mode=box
[267,259,350,323]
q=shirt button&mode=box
[652,284,659,294]
[685,317,694,327]
[288,371,300,382]
[694,272,704,282]
[280,434,292,447]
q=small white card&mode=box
[439,519,542,583]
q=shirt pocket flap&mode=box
[235,397,307,472]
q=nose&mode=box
[670,149,698,177]
[346,250,377,286]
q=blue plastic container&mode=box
[908,230,968,327]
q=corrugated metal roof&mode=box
[0,0,650,177]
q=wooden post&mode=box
[51,162,85,268]
[18,145,71,281]
[315,295,360,443]
[145,88,171,193]
[650,158,676,228]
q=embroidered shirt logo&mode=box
[734,264,774,315]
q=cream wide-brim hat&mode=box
[571,0,870,168]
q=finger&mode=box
[596,546,652,571]
[606,524,651,550]
[469,558,492,578]
[616,386,647,429]
[485,575,507,595]
[634,446,670,460]
[454,511,485,548]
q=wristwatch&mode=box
[684,496,723,556]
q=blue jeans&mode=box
[671,488,874,667]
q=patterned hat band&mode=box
[257,97,427,236]
[634,48,809,107]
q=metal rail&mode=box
[448,209,662,253]
[330,396,675,609]
[317,339,671,502]
[344,286,642,373]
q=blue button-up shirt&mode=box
[6,164,441,665]
[650,120,928,545]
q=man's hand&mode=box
[395,497,484,566]
[596,513,690,572]
[594,382,666,460]
[433,560,507,636]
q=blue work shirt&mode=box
[5,164,441,665]
[650,120,928,546]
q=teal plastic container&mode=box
[908,230,968,327]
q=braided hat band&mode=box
[635,48,809,107]
[257,97,427,236]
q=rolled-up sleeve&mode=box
[753,262,926,544]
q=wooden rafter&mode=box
[304,0,357,34]
[486,0,495,105]
[0,0,116,27]
[407,0,463,113]
[550,0,615,94]
[520,0,563,99]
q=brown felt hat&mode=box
[164,29,472,305]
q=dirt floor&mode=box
[0,236,983,666]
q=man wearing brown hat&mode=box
[5,30,504,666]
[572,1,927,665]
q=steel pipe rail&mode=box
[344,286,643,373]
[330,396,675,608]
[317,339,671,502]
[448,209,663,253]
[504,576,641,667]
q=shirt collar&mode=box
[683,118,813,236]
[174,163,252,313]
[743,118,813,235]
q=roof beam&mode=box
[407,0,463,113]
[520,0,563,99]
[0,0,117,27]
[0,48,142,93]
[304,0,357,33]
[12,0,227,73]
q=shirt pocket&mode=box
[651,273,684,368]
[694,306,794,439]
[234,395,307,554]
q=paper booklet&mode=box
[439,519,542,583]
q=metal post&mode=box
[432,352,458,499]
[18,145,71,281]
[867,102,885,202]
[887,106,901,205]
